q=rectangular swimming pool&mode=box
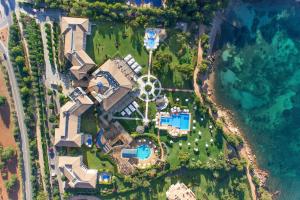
[160,113,190,131]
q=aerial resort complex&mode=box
[46,14,250,199]
[1,0,274,199]
[56,16,198,190]
[56,16,169,188]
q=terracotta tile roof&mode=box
[88,59,135,111]
[61,17,95,80]
[58,156,98,188]
[54,88,94,147]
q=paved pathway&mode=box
[35,114,47,194]
[157,130,164,161]
[161,88,194,93]
[111,116,142,121]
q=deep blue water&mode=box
[214,1,300,199]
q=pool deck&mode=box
[111,138,159,174]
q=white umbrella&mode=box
[195,138,199,142]
[193,126,196,130]
[209,125,213,129]
[185,99,189,102]
[198,131,202,136]
[205,143,209,148]
[194,148,199,152]
[200,118,204,121]
[193,120,196,124]
[170,140,174,144]
[187,142,191,146]
[176,98,180,101]
[210,138,214,143]
[179,143,182,146]
[194,106,197,109]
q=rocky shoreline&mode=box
[203,62,269,187]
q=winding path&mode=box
[193,22,257,200]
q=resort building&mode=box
[55,87,94,147]
[88,59,137,113]
[61,17,95,80]
[156,111,191,137]
[166,182,196,200]
[58,156,98,189]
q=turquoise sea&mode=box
[214,0,300,199]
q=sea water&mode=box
[214,0,300,199]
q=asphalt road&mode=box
[0,43,32,200]
[0,0,32,199]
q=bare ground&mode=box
[0,68,21,200]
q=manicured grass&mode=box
[86,21,149,66]
[118,119,143,133]
[84,149,116,173]
[160,92,225,169]
[80,108,100,135]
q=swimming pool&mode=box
[136,144,151,160]
[147,38,156,49]
[121,145,152,160]
[160,113,190,131]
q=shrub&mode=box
[5,174,18,191]
[0,96,6,106]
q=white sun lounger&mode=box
[131,62,139,70]
[121,111,126,116]
[134,66,142,73]
[132,101,139,108]
[124,54,132,62]
[129,104,136,112]
[125,108,132,116]
[127,58,135,66]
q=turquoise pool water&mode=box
[121,145,151,160]
[160,113,190,131]
[136,145,151,160]
[145,30,157,49]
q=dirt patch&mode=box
[0,27,9,47]
[0,69,21,200]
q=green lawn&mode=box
[86,22,196,90]
[80,107,100,135]
[84,149,116,173]
[160,92,225,169]
[118,119,143,133]
[86,21,149,66]
[104,169,251,200]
